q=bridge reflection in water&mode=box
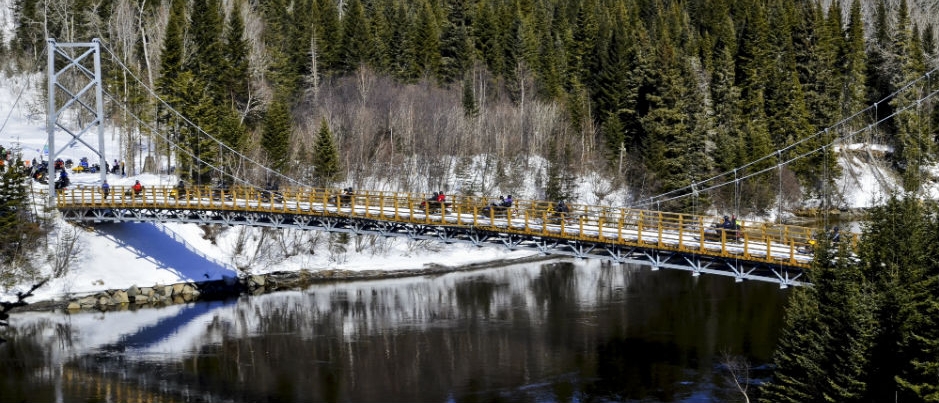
[56,185,835,287]
[2,261,788,402]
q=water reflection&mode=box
[0,259,788,402]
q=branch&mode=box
[0,280,48,343]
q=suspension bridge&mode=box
[42,39,939,288]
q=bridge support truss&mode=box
[46,38,107,202]
[60,206,809,287]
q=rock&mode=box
[67,302,81,310]
[250,275,266,288]
[127,285,139,297]
[112,290,129,304]
[172,283,185,296]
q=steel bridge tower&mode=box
[45,38,107,202]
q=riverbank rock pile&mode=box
[66,283,204,310]
[51,255,555,312]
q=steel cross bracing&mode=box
[56,185,822,287]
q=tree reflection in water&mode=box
[0,259,788,402]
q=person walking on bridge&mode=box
[101,180,110,199]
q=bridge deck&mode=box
[54,185,824,275]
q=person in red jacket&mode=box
[132,180,143,195]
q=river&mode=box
[0,259,789,402]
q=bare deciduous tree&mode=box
[720,349,751,403]
[49,225,82,279]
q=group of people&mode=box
[427,191,446,203]
[718,215,741,240]
[494,195,513,208]
[480,195,514,216]
[97,179,142,199]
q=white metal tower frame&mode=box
[46,38,107,202]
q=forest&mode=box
[5,0,939,214]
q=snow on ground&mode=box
[835,144,898,209]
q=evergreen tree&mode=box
[438,0,473,84]
[339,0,370,73]
[708,13,742,177]
[890,0,930,191]
[312,119,342,187]
[170,72,221,185]
[407,0,442,81]
[923,24,937,60]
[461,77,478,118]
[474,0,505,79]
[640,8,708,213]
[221,2,252,126]
[601,112,625,171]
[760,236,876,402]
[758,283,827,402]
[859,196,934,401]
[313,0,342,72]
[841,0,868,119]
[0,155,40,274]
[261,98,292,172]
[543,137,576,203]
[157,0,186,97]
[865,0,895,124]
[12,0,43,57]
[894,202,939,401]
[735,3,776,212]
[263,0,301,96]
[366,0,396,73]
[186,0,225,97]
[593,5,644,152]
[803,1,844,130]
[567,0,599,88]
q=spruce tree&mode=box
[313,0,342,72]
[735,3,776,212]
[461,77,478,118]
[438,0,473,84]
[0,156,40,275]
[222,3,252,123]
[169,72,221,185]
[474,0,505,80]
[407,0,442,81]
[186,0,225,98]
[708,15,742,177]
[339,0,370,73]
[567,0,599,87]
[367,0,395,73]
[890,0,930,191]
[859,196,934,401]
[865,0,894,124]
[760,237,876,402]
[543,138,576,203]
[895,202,939,401]
[312,119,342,187]
[841,0,868,119]
[261,98,292,172]
[157,0,185,98]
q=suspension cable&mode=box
[97,40,307,189]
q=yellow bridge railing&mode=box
[55,185,840,269]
